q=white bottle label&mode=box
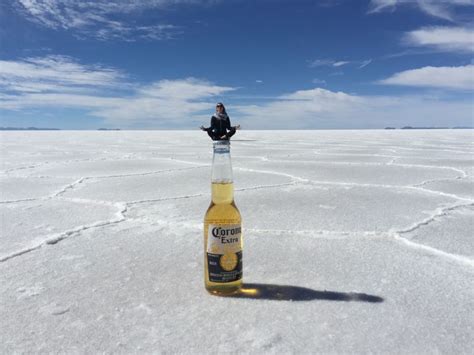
[207,224,242,254]
[207,224,242,282]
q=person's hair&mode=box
[216,102,227,115]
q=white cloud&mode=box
[309,58,372,70]
[1,55,472,129]
[379,65,474,90]
[0,55,125,91]
[359,59,372,69]
[333,61,350,67]
[232,87,473,129]
[0,55,236,127]
[309,59,350,68]
[368,0,474,21]
[312,78,326,85]
[256,80,263,83]
[93,79,235,126]
[405,26,474,53]
[13,0,207,40]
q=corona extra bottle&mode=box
[204,140,242,295]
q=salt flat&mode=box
[1,130,473,353]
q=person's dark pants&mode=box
[225,127,236,139]
[207,130,215,139]
[207,127,236,140]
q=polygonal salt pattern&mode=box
[401,205,474,258]
[0,176,76,202]
[0,199,120,259]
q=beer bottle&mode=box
[204,140,243,295]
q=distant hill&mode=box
[401,126,449,129]
[1,127,122,131]
[384,126,473,130]
[0,127,61,131]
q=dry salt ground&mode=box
[1,130,473,353]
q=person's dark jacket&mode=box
[203,115,236,140]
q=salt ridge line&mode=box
[236,169,472,202]
[2,156,202,176]
[224,161,472,266]
[3,154,472,264]
[240,158,468,178]
[1,196,469,267]
[245,229,387,239]
[126,181,299,206]
[28,165,207,181]
[0,181,296,262]
[0,202,128,263]
[0,197,38,204]
[2,157,113,175]
[0,168,303,262]
[314,151,401,158]
[310,143,472,153]
[391,233,474,268]
[247,227,473,268]
[413,176,466,188]
[166,157,472,201]
[381,146,473,154]
[0,166,206,204]
[394,202,474,235]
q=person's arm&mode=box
[202,116,216,131]
[225,116,231,130]
[210,116,217,130]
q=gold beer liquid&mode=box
[204,142,242,295]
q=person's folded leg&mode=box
[226,127,236,139]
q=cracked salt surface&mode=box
[0,199,119,260]
[0,130,473,353]
[0,176,76,202]
[401,205,474,258]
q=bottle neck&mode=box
[211,141,234,204]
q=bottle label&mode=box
[207,224,242,283]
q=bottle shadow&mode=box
[220,283,384,303]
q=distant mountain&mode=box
[97,128,121,131]
[401,126,449,130]
[0,127,60,131]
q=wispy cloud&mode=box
[368,0,474,21]
[13,0,210,41]
[312,78,326,85]
[2,55,472,129]
[309,58,372,69]
[316,0,346,7]
[309,59,350,68]
[0,55,125,92]
[378,65,474,90]
[333,61,350,67]
[93,79,235,126]
[0,55,235,127]
[405,26,474,53]
[358,59,372,69]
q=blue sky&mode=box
[0,0,473,129]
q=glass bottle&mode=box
[203,140,243,295]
